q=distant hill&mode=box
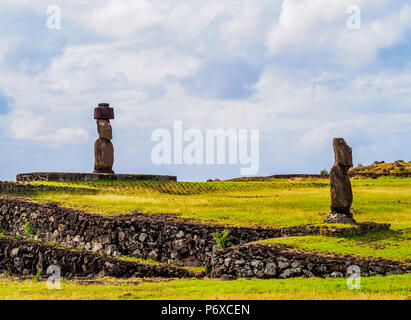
[349,160,411,176]
[225,160,411,182]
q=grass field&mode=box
[29,177,411,228]
[118,256,206,274]
[1,176,409,300]
[261,230,411,262]
[1,274,410,300]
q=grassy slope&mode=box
[30,177,411,228]
[118,256,205,274]
[0,275,410,300]
[350,161,411,175]
[261,230,411,262]
[3,177,409,300]
[26,177,411,266]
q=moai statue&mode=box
[325,138,357,224]
[93,103,114,174]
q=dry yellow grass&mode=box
[350,161,411,175]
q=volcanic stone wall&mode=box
[205,243,411,279]
[0,198,390,266]
[0,181,95,194]
[16,172,177,182]
[0,236,194,278]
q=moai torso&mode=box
[329,138,353,215]
[93,103,114,174]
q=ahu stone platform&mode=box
[16,172,177,182]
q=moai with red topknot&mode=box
[93,103,114,174]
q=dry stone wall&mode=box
[16,172,177,182]
[0,181,95,194]
[0,236,194,278]
[205,243,411,279]
[0,198,390,267]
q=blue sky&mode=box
[0,0,410,181]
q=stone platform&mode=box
[16,172,177,182]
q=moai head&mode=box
[333,138,353,167]
[94,103,114,140]
[97,120,112,140]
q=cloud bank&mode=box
[0,0,410,180]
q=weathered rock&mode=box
[326,138,356,224]
[264,263,277,276]
[325,212,357,224]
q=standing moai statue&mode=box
[93,103,114,174]
[325,138,357,224]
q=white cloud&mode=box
[43,44,200,92]
[0,1,410,179]
[87,0,163,37]
[0,40,10,64]
[80,0,279,56]
[335,4,411,68]
[218,2,266,53]
[9,113,89,145]
[298,120,368,150]
[266,0,411,68]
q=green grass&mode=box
[28,177,411,229]
[25,177,411,266]
[0,274,409,300]
[2,177,410,300]
[261,229,411,262]
[118,256,205,274]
